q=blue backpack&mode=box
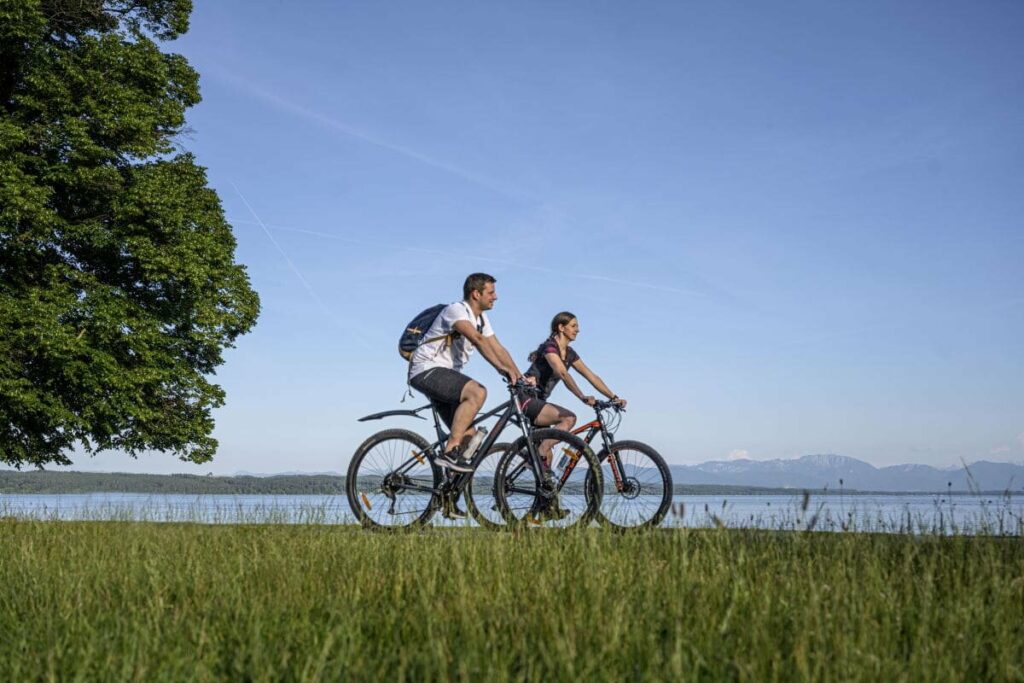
[398,304,447,360]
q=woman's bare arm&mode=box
[572,359,626,406]
[546,352,594,405]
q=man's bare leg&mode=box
[445,381,486,453]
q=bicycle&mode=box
[576,400,673,528]
[346,380,603,530]
[491,400,672,529]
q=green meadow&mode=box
[1,520,1022,681]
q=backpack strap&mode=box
[463,301,486,335]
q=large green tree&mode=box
[0,0,260,467]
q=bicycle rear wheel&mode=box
[494,428,602,529]
[592,440,673,529]
[464,442,512,531]
[346,429,440,529]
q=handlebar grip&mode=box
[510,380,542,397]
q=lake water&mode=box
[3,492,1022,534]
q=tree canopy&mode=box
[1,0,260,467]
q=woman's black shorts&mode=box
[518,394,547,423]
[409,367,473,428]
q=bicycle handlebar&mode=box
[593,399,625,412]
[508,378,543,397]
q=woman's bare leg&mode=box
[532,403,576,468]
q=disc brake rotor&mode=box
[620,476,642,500]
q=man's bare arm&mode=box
[488,335,524,384]
[452,320,518,380]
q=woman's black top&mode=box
[524,338,581,400]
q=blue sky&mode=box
[59,1,1024,473]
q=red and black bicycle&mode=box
[488,400,672,529]
[575,400,672,528]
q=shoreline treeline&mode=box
[1,470,1019,496]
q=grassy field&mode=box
[1,520,1022,681]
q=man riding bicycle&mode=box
[408,274,532,486]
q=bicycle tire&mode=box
[464,442,513,531]
[346,429,440,529]
[494,428,603,529]
[591,440,673,529]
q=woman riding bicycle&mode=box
[521,311,627,467]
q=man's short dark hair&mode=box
[463,273,496,300]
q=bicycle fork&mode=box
[573,421,630,492]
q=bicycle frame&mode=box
[570,404,631,493]
[360,383,552,502]
[498,402,623,496]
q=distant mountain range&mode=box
[670,454,1024,492]
[236,455,1024,492]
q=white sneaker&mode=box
[435,449,473,473]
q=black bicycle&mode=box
[346,380,603,529]
[490,400,672,529]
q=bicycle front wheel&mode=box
[464,442,513,531]
[346,429,440,529]
[592,440,673,529]
[494,428,602,529]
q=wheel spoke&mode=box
[494,429,602,528]
[347,431,438,529]
[599,442,671,528]
[464,444,510,530]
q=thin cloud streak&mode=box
[210,71,745,304]
[211,71,746,304]
[212,69,533,204]
[230,218,706,298]
[230,185,376,350]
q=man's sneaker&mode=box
[442,495,468,520]
[435,447,473,473]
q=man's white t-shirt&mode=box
[409,302,495,378]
